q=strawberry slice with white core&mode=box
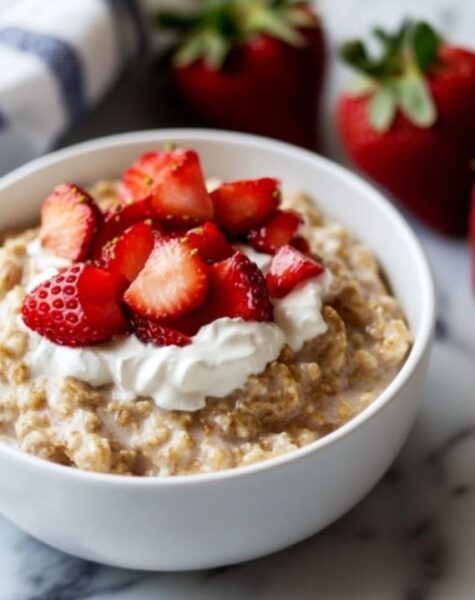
[122,149,214,224]
[124,237,209,320]
[206,251,273,322]
[210,178,281,235]
[40,183,101,261]
[247,209,302,254]
[266,245,325,298]
[102,221,155,282]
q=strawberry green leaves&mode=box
[340,20,442,132]
[157,0,312,69]
[369,86,397,132]
[412,21,441,70]
[398,68,436,128]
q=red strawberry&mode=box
[290,235,310,255]
[102,222,155,282]
[210,178,280,235]
[338,21,475,236]
[266,245,324,298]
[166,312,207,336]
[130,313,191,347]
[158,2,326,150]
[40,183,101,261]
[122,149,214,224]
[124,237,209,320]
[90,197,155,261]
[247,209,301,254]
[206,251,273,322]
[21,264,128,346]
[183,222,233,263]
[471,183,475,289]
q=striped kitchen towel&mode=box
[0,0,147,174]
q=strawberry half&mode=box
[247,209,302,254]
[90,197,155,261]
[210,178,280,235]
[266,245,325,298]
[102,221,155,282]
[183,222,233,263]
[130,313,191,347]
[206,251,273,322]
[22,264,129,346]
[124,237,209,320]
[40,183,101,261]
[122,149,214,224]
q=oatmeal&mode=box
[0,149,411,476]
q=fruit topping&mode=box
[22,264,129,346]
[211,178,280,235]
[90,197,155,261]
[102,221,155,282]
[130,313,191,347]
[122,149,214,224]
[266,245,325,298]
[206,251,273,321]
[124,237,209,320]
[247,209,301,254]
[183,222,233,263]
[40,183,101,261]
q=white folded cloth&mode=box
[0,0,146,174]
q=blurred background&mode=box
[0,0,473,167]
[0,1,474,598]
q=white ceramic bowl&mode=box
[0,130,434,571]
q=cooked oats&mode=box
[0,186,412,476]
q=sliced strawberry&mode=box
[124,237,209,320]
[122,150,214,224]
[290,235,310,255]
[102,222,155,282]
[266,245,325,298]
[130,313,191,347]
[210,178,281,235]
[247,209,302,254]
[90,197,155,261]
[40,183,101,261]
[183,222,233,263]
[206,251,273,322]
[21,264,129,346]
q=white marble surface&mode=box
[1,1,474,598]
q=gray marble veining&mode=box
[1,0,474,598]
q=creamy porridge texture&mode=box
[0,155,411,476]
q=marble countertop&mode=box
[1,1,474,598]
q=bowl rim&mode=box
[0,128,435,487]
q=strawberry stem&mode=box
[340,20,442,131]
[156,0,315,70]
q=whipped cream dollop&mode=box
[23,238,71,292]
[22,240,331,411]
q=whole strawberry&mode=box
[471,184,475,288]
[338,21,475,236]
[157,0,326,150]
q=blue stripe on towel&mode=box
[0,27,85,124]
